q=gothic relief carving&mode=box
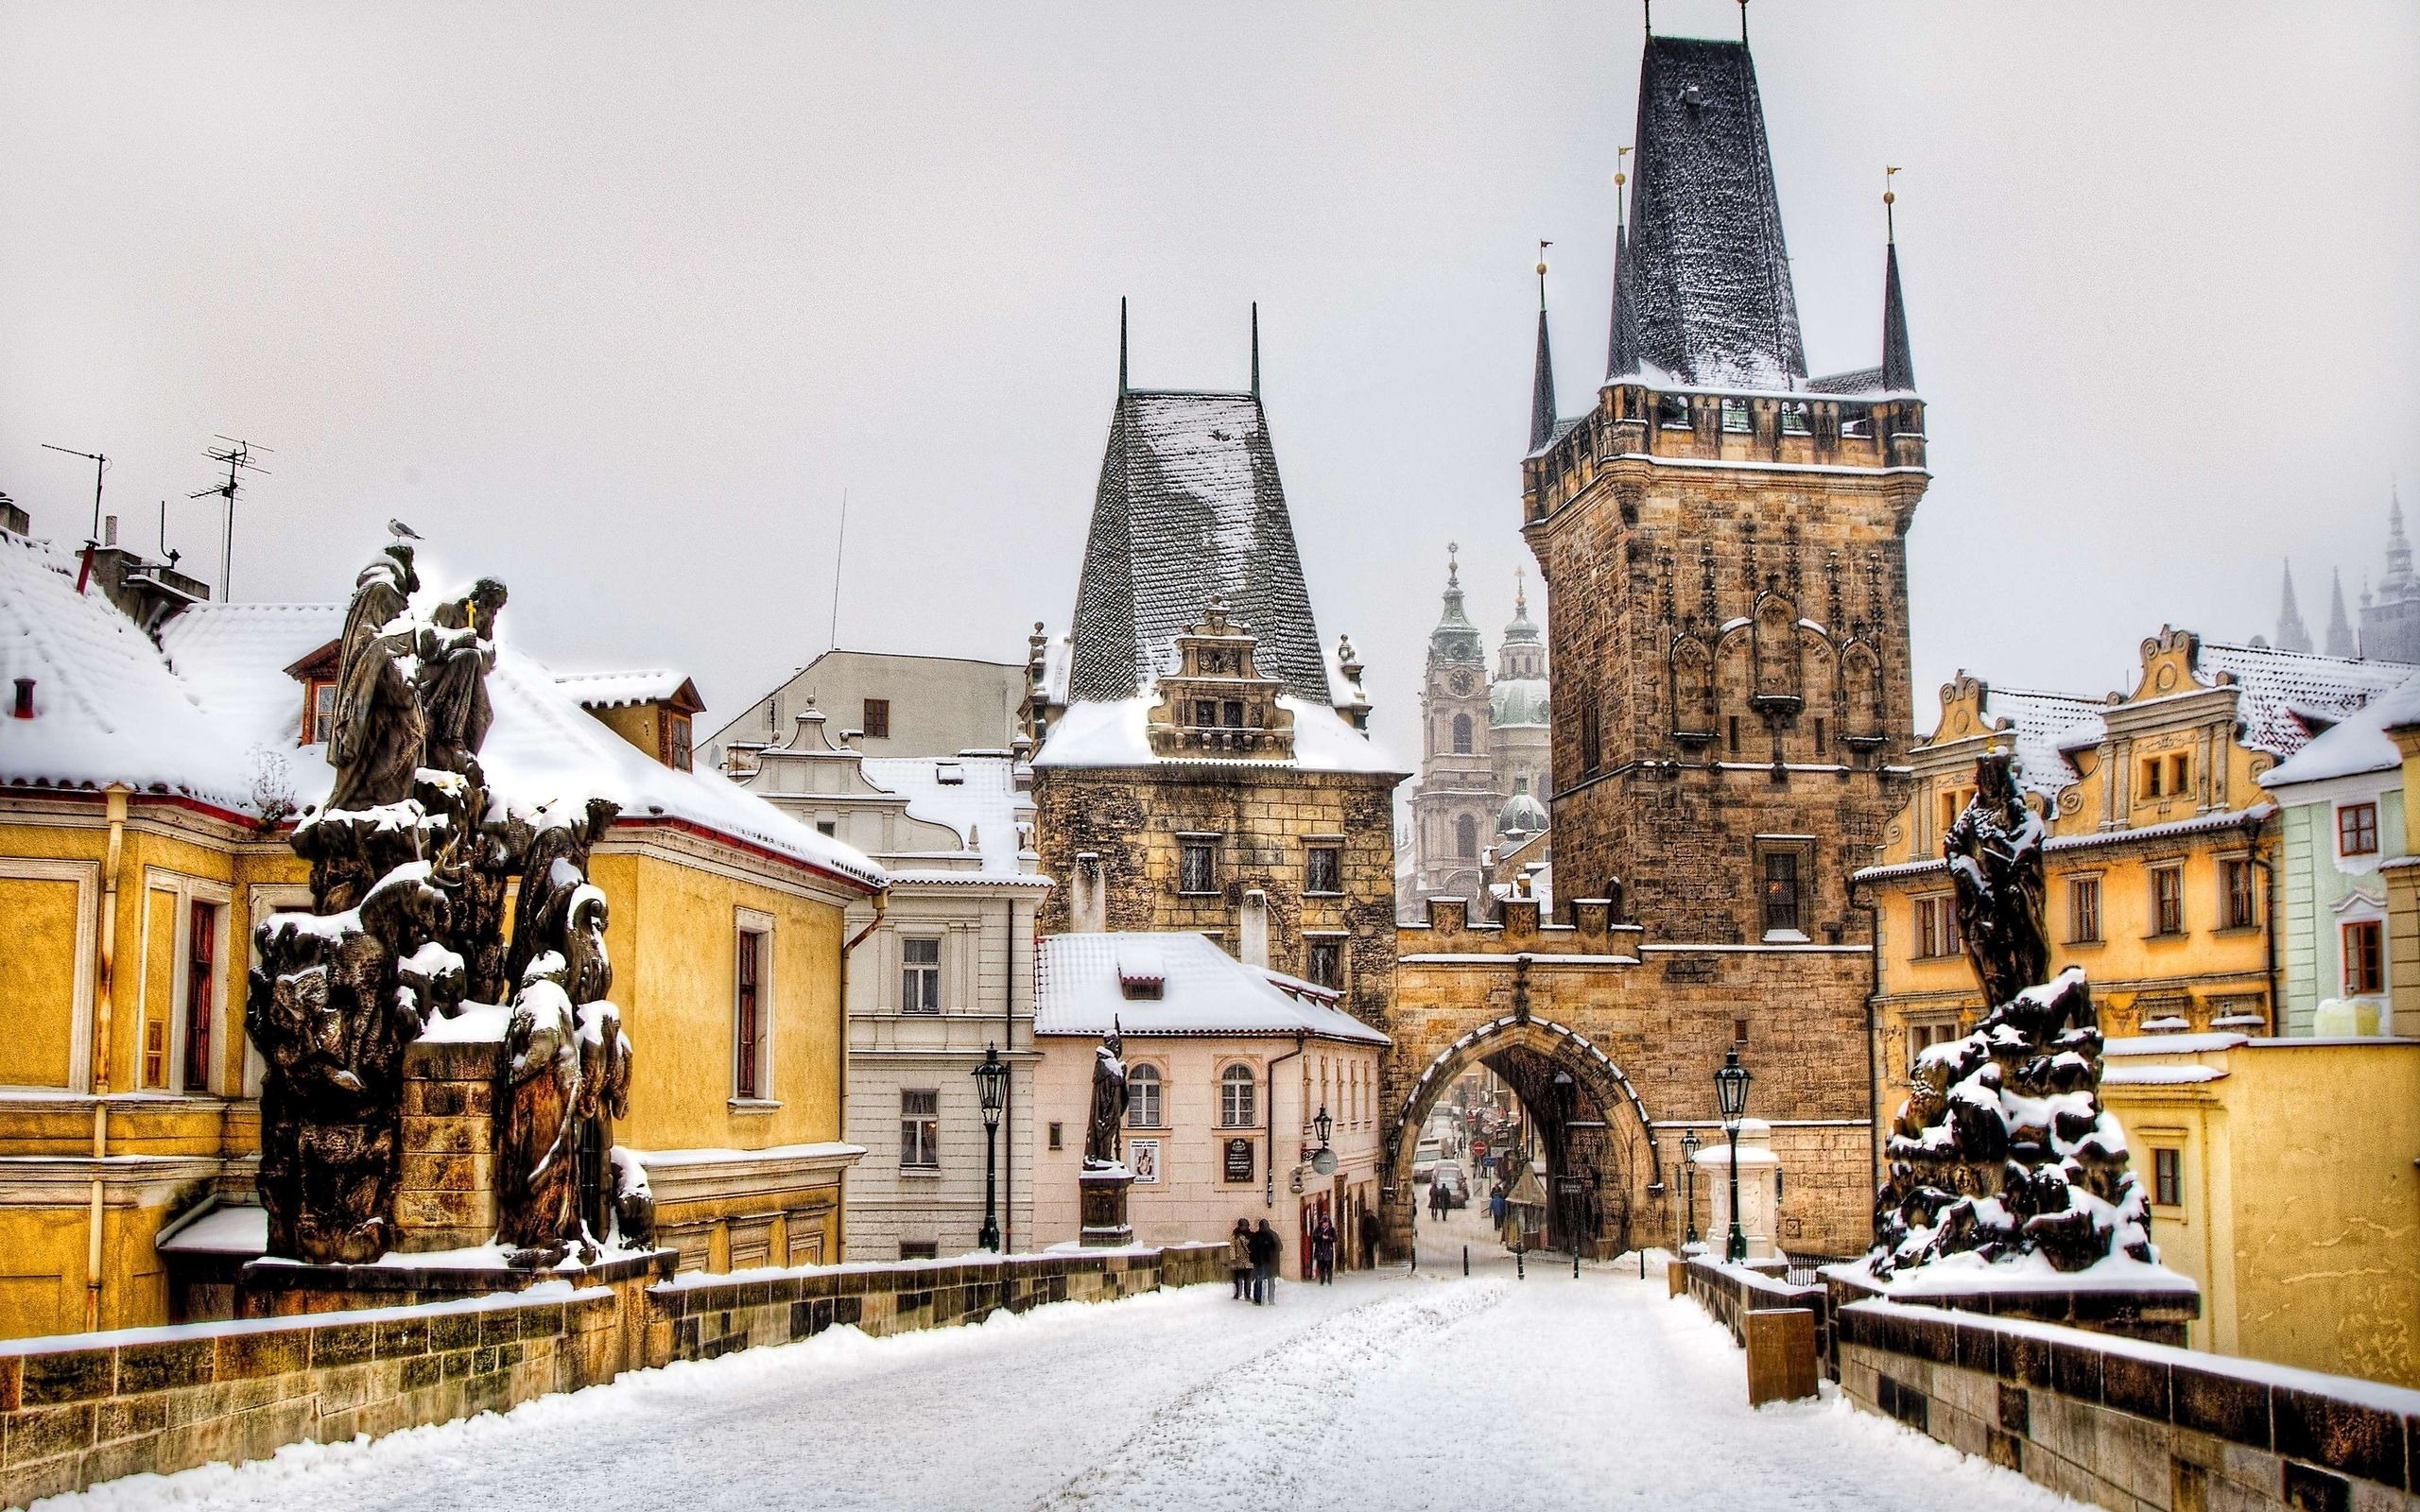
[1841,643,1887,747]
[1668,636,1714,742]
[1749,591,1805,718]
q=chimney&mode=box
[1071,852,1105,933]
[103,514,117,548]
[1238,888,1270,968]
[12,679,34,719]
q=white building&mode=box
[702,648,1028,774]
[1031,932,1387,1279]
[728,707,1046,1259]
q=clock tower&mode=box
[1409,545,1503,907]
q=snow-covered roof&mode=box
[861,752,1034,877]
[1925,682,2104,799]
[2262,669,2420,789]
[554,668,702,712]
[1,531,266,813]
[1036,932,1386,1045]
[1066,389,1330,706]
[4,530,885,890]
[1030,690,1404,776]
[2196,641,2416,759]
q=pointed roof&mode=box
[1530,305,1558,453]
[2275,561,2313,654]
[1607,35,1804,387]
[1881,240,1916,393]
[1066,327,1331,705]
[2383,489,2416,604]
[2326,570,2359,659]
[1427,545,1485,671]
[1503,570,1541,646]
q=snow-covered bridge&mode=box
[38,1230,2074,1512]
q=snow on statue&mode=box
[1869,749,2158,1280]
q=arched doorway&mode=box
[1384,1014,1664,1261]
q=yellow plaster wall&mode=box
[0,873,83,1086]
[589,850,847,1153]
[588,704,661,762]
[2109,1040,2420,1386]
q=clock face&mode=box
[1448,672,1476,696]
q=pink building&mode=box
[1032,933,1387,1279]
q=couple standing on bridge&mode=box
[1229,1219,1283,1303]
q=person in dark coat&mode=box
[1249,1218,1282,1303]
[1357,1207,1382,1269]
[1310,1213,1338,1284]
[1228,1219,1253,1299]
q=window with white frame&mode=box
[1128,1064,1164,1127]
[901,936,941,1013]
[1220,1063,1257,1127]
[901,1089,940,1168]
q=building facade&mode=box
[0,509,884,1340]
[701,648,1028,776]
[1029,932,1386,1279]
[726,706,1043,1260]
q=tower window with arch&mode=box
[1456,814,1479,858]
[1452,713,1474,754]
[1220,1063,1258,1127]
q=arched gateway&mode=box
[1387,1013,1663,1259]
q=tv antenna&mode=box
[40,443,108,541]
[189,437,269,601]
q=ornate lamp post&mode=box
[973,1043,1008,1252]
[1714,1047,1753,1263]
[1313,1104,1333,1152]
[1679,1127,1702,1247]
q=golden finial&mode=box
[1884,165,1902,241]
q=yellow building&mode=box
[0,519,885,1341]
[2101,1035,2420,1383]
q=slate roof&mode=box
[1066,388,1330,705]
[1609,35,1805,388]
[2197,641,2419,759]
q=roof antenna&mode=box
[1118,297,1130,395]
[1642,0,1651,37]
[1885,164,1901,242]
[190,436,268,601]
[827,487,850,653]
[1738,0,1750,43]
[156,500,180,567]
[41,442,108,595]
[1250,302,1260,399]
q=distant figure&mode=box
[1228,1219,1253,1299]
[1429,1180,1447,1222]
[1311,1213,1338,1284]
[1357,1207,1382,1269]
[1489,1183,1509,1230]
[1249,1218,1282,1304]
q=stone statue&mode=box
[249,866,452,1264]
[1083,1020,1129,1169]
[325,545,424,816]
[415,578,507,777]
[1870,751,2153,1280]
[247,534,651,1270]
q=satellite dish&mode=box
[1312,1147,1339,1177]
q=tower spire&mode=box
[1118,297,1129,395]
[2327,568,2358,658]
[2275,560,2313,654]
[2384,488,2416,600]
[1250,302,1260,399]
[1605,148,1634,380]
[1881,168,1916,394]
[1530,244,1558,453]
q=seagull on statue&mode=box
[388,518,423,541]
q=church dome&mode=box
[1498,791,1548,836]
[1491,678,1549,728]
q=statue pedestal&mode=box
[394,1035,505,1252]
[1079,1165,1133,1247]
[1696,1119,1782,1262]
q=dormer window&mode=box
[306,679,337,745]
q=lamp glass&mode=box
[973,1044,1007,1128]
[1714,1047,1751,1125]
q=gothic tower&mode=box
[1521,33,1927,943]
[1410,546,1499,903]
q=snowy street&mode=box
[39,1211,2081,1512]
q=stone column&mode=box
[1696,1118,1782,1262]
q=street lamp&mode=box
[973,1043,1008,1252]
[1679,1127,1702,1247]
[1714,1047,1753,1263]
[1313,1104,1333,1151]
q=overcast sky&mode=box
[3,1,2415,770]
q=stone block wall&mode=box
[394,1039,498,1251]
[1833,1297,2420,1512]
[1684,1256,1832,1367]
[0,1243,1228,1508]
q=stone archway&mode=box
[1383,1013,1665,1261]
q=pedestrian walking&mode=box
[1227,1219,1253,1299]
[1249,1218,1281,1304]
[1311,1213,1338,1284]
[1489,1182,1508,1228]
[1357,1207,1381,1270]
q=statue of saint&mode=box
[1083,1021,1129,1169]
[416,578,507,776]
[326,545,424,815]
[1943,748,2049,1006]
